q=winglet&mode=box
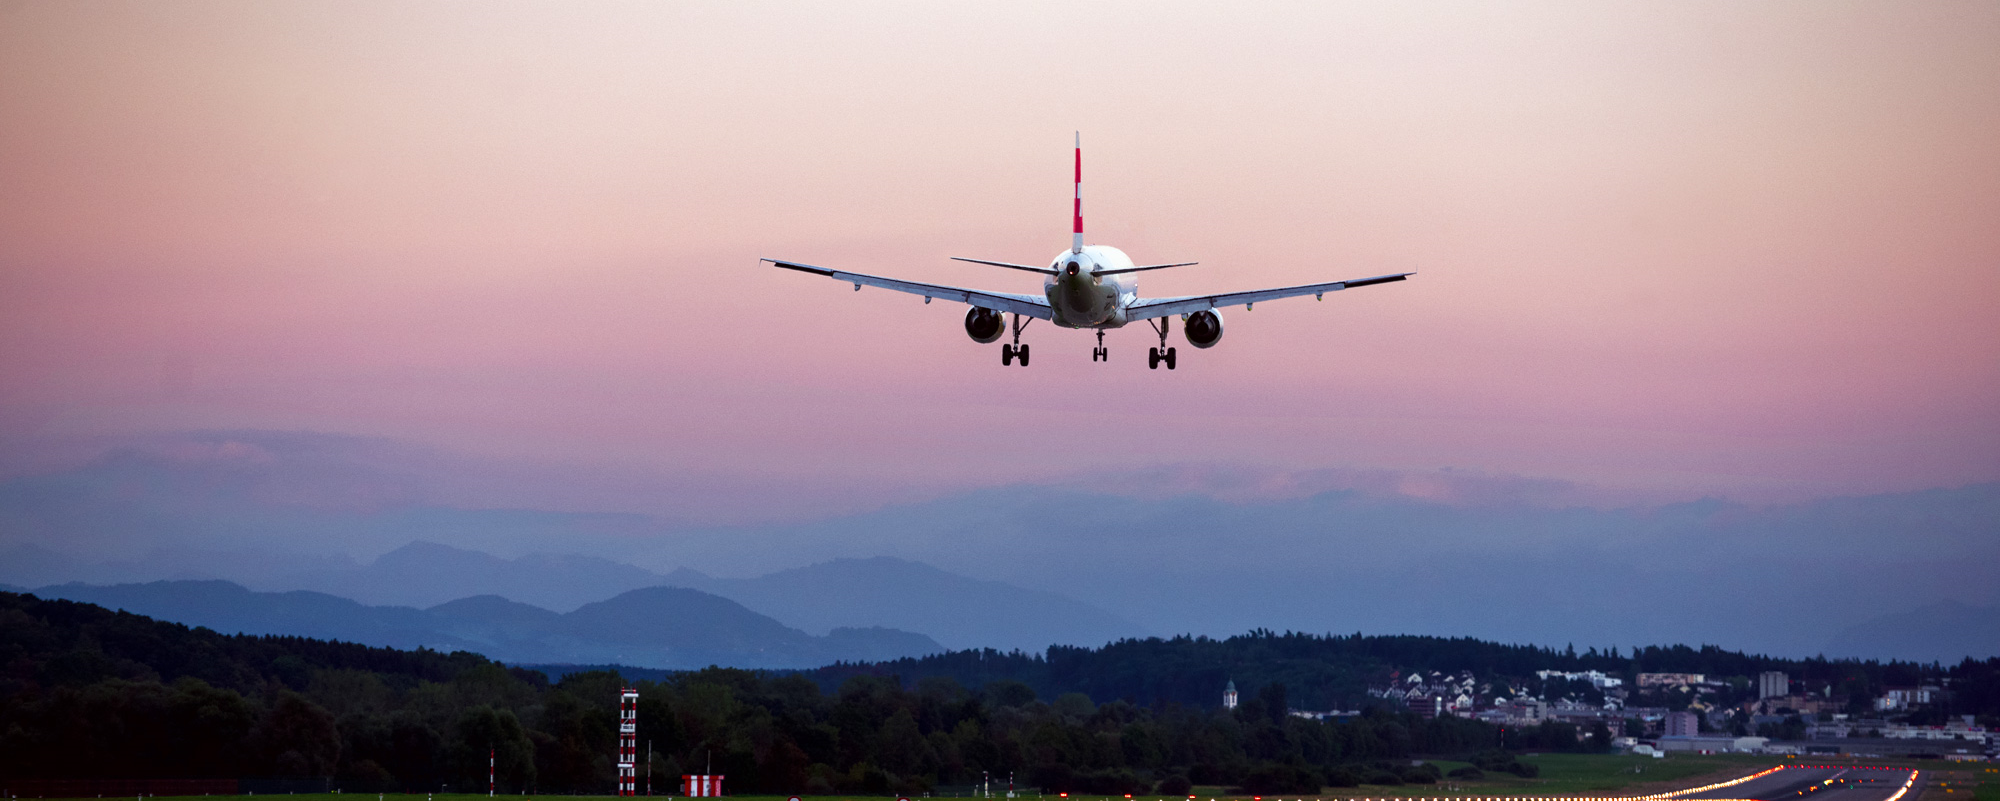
[1072,132,1083,254]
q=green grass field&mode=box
[1937,766,1998,801]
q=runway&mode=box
[1673,765,1922,801]
[1397,765,1928,801]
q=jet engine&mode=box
[1184,309,1224,349]
[964,307,1006,344]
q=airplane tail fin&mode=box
[1072,131,1083,254]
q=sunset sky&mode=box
[4,1,1997,524]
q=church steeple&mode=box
[1223,680,1238,710]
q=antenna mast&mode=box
[618,688,639,796]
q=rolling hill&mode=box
[32,579,942,669]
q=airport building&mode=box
[1655,735,1738,753]
[1638,673,1706,688]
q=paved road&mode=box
[1678,766,1921,801]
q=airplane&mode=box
[763,135,1412,369]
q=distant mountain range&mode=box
[31,580,942,669]
[5,540,1147,653]
[658,556,1146,651]
[278,541,671,612]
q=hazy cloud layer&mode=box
[3,431,1993,661]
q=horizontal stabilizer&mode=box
[950,257,1057,275]
[1095,261,1198,276]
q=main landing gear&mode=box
[1091,330,1108,362]
[1147,317,1178,370]
[1000,313,1033,366]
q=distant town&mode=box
[1338,668,1992,760]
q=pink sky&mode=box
[3,1,1997,522]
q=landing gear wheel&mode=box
[1092,331,1107,363]
[1148,318,1176,372]
[1000,313,1033,367]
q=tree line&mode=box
[809,630,2000,718]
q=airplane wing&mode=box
[763,258,1054,319]
[1124,272,1412,321]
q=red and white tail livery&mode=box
[1073,131,1084,254]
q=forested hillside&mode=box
[4,591,1995,795]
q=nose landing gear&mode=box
[1001,313,1033,367]
[1147,317,1178,370]
[1091,330,1108,362]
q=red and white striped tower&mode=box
[488,747,495,796]
[618,688,639,796]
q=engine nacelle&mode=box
[964,307,1005,344]
[1184,309,1224,349]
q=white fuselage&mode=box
[1044,245,1139,329]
